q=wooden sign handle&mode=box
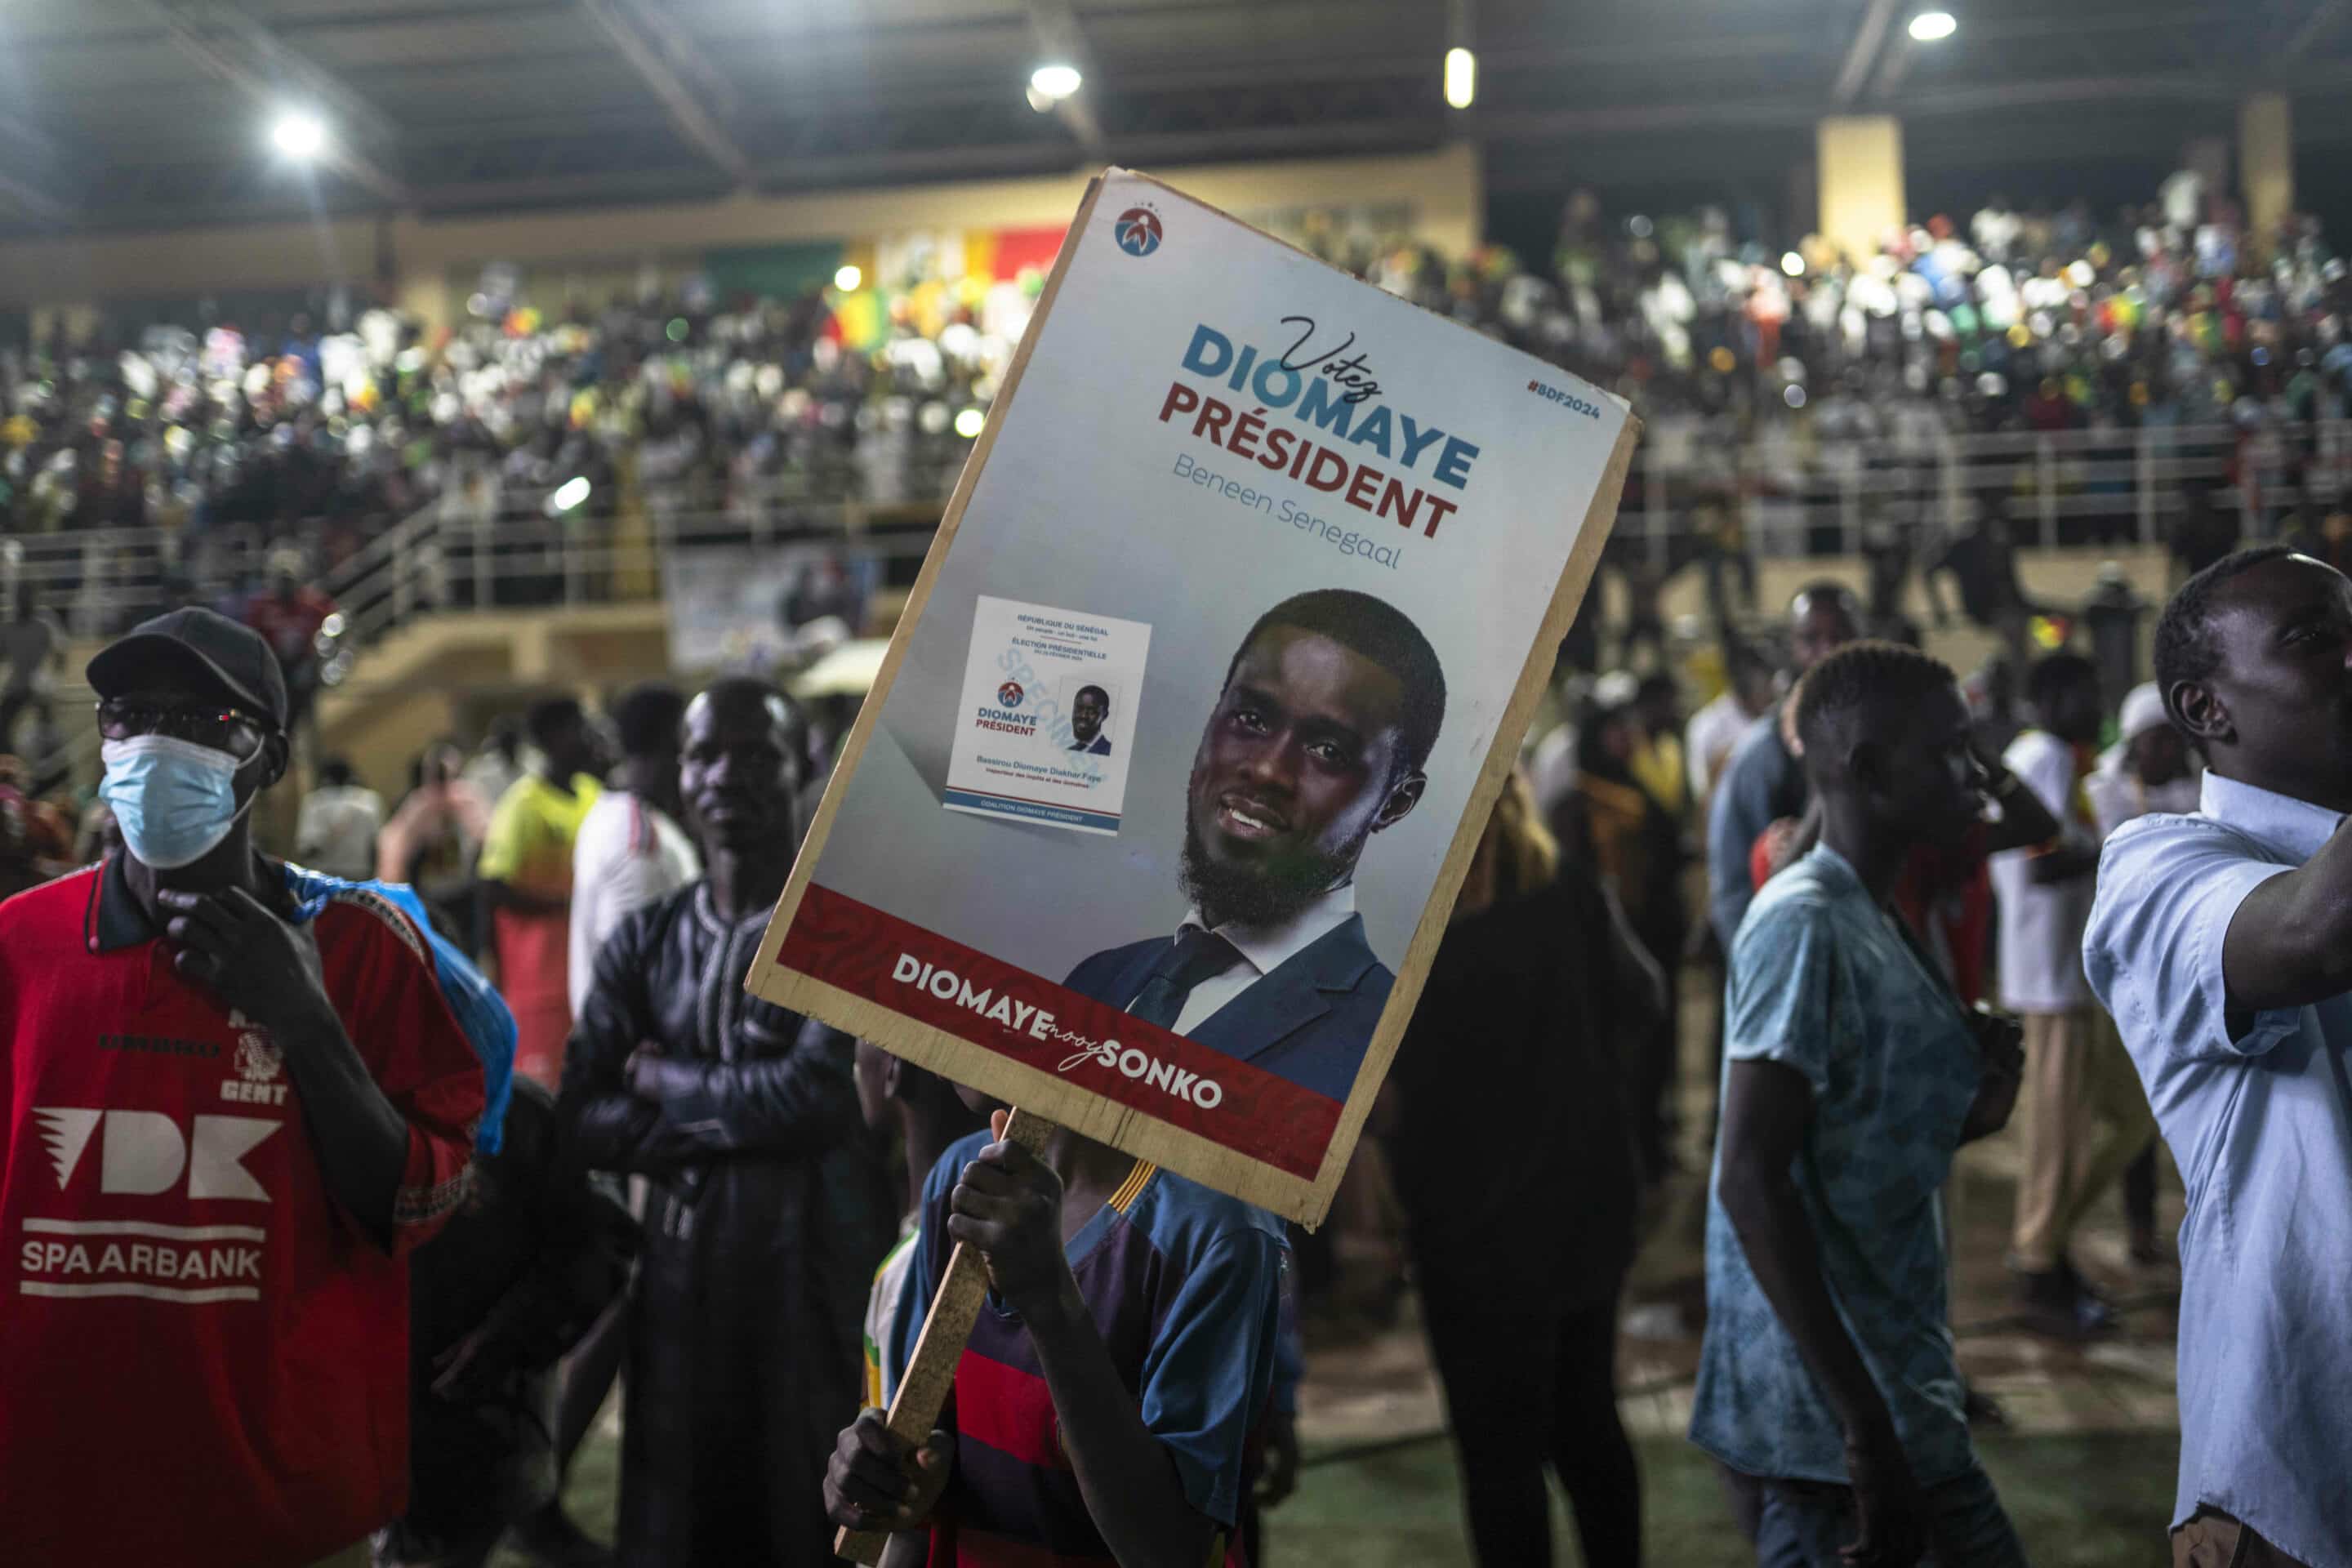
[835,1107,1058,1564]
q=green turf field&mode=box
[496,1420,2177,1566]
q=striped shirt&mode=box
[893,1132,1287,1567]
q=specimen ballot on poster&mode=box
[751,167,1636,1224]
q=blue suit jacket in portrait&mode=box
[1062,914,1392,1102]
[1070,733,1113,755]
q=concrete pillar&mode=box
[1787,156,1820,251]
[386,214,453,339]
[1816,116,1904,262]
[2240,91,2294,253]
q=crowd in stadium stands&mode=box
[0,280,1009,554]
[8,127,2352,1562]
[1423,180,2352,442]
[6,170,2350,585]
[9,543,2342,1564]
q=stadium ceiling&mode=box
[3,0,2352,235]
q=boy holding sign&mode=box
[825,1097,1286,1568]
[777,167,1634,1568]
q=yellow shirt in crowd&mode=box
[478,773,603,898]
[1631,733,1688,820]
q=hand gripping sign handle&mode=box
[835,1108,1058,1565]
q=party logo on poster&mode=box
[1115,207,1164,257]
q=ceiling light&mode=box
[1908,11,1957,42]
[1443,47,1477,110]
[1030,63,1082,100]
[1781,252,1806,277]
[833,265,862,292]
[270,109,327,160]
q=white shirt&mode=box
[1686,689,1753,809]
[1165,882,1358,1036]
[1528,722,1578,818]
[2085,760,2202,843]
[568,789,702,1018]
[294,784,385,881]
[2161,168,2205,231]
[2083,772,2352,1565]
[1989,730,2098,1012]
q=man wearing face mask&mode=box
[0,608,486,1568]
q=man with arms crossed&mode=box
[2086,545,2352,1568]
[562,679,889,1566]
[1062,587,1441,1100]
[1693,642,2028,1566]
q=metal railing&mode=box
[11,418,2340,634]
[7,416,2342,790]
[1629,416,2349,565]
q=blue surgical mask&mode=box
[99,735,254,870]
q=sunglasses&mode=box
[96,698,273,759]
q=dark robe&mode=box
[560,882,893,1567]
[391,1080,637,1564]
[1383,862,1656,1303]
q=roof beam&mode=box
[0,109,60,162]
[1026,0,1107,162]
[1869,33,1918,99]
[0,169,70,225]
[145,3,411,203]
[408,116,1432,213]
[1832,0,1903,104]
[2284,0,2350,56]
[578,0,753,185]
[0,108,69,223]
[1482,69,2302,143]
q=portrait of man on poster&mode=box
[1062,588,1445,1100]
[1069,685,1114,755]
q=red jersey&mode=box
[0,859,483,1566]
[243,586,337,666]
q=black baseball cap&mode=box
[87,608,291,730]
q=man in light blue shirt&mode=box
[1694,641,2027,1567]
[1706,583,1861,946]
[2085,544,2352,1568]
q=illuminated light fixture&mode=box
[954,408,986,439]
[270,109,327,160]
[1781,252,1806,277]
[548,475,592,513]
[1444,47,1477,110]
[1029,63,1082,100]
[833,264,862,292]
[1908,11,1957,41]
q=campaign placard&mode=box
[942,595,1150,835]
[751,168,1635,1223]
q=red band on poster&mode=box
[776,883,1340,1177]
